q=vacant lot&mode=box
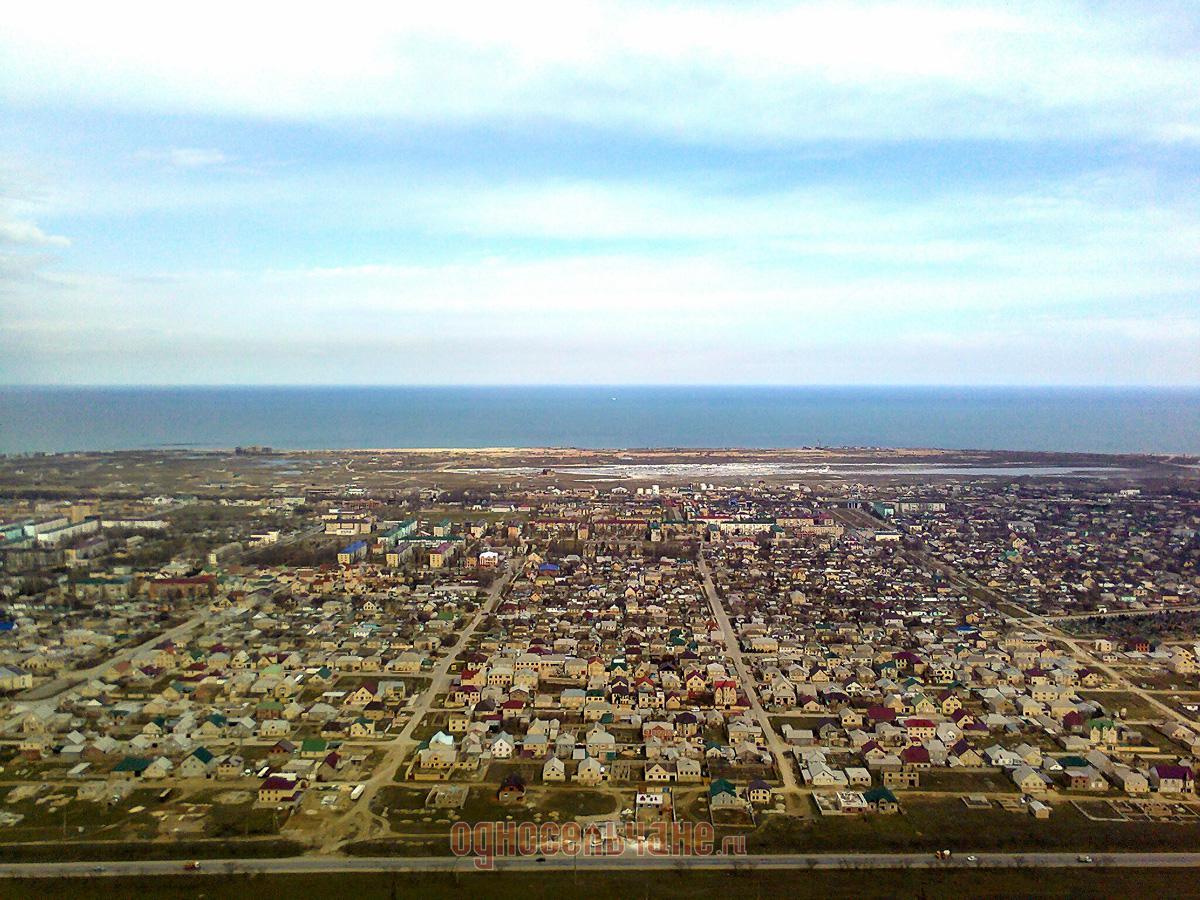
[1078,690,1166,720]
[747,798,1200,854]
[0,786,161,843]
[375,785,618,835]
[918,769,1019,793]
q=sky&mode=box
[2,1,1199,386]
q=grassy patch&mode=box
[0,787,162,842]
[539,789,618,819]
[4,868,1200,900]
[204,801,284,838]
[747,798,1200,854]
[918,769,1019,793]
[1078,690,1167,720]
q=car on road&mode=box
[965,855,978,862]
[183,861,202,871]
[1077,855,1094,864]
[535,856,546,863]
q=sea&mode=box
[1,386,1198,456]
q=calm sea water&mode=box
[1,386,1198,455]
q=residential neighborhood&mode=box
[0,447,1198,859]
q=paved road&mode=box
[3,851,1200,878]
[892,538,1200,732]
[697,553,798,793]
[324,557,520,848]
[3,532,330,712]
[3,602,233,730]
[1023,616,1200,730]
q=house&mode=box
[636,789,668,808]
[490,733,516,759]
[834,791,870,814]
[1012,765,1047,793]
[418,743,458,770]
[343,682,379,707]
[111,756,153,779]
[645,761,673,783]
[864,786,900,813]
[904,718,936,742]
[178,747,217,779]
[1150,765,1195,795]
[883,770,920,789]
[746,778,773,805]
[497,773,527,803]
[258,775,307,805]
[575,757,606,785]
[542,756,566,782]
[217,754,245,779]
[949,741,985,768]
[1115,767,1149,794]
[259,718,291,738]
[317,752,343,782]
[585,728,616,758]
[1087,718,1119,746]
[1065,765,1108,791]
[804,763,848,788]
[708,778,743,809]
[846,766,872,788]
[301,738,331,759]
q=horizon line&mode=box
[4,383,1200,391]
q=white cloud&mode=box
[2,2,1196,385]
[134,147,231,168]
[2,2,1198,143]
[4,242,1198,384]
[0,218,70,247]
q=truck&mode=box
[350,783,365,801]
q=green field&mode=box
[375,784,618,835]
[0,787,162,843]
[4,868,1200,900]
[748,799,1200,853]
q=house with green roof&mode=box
[112,755,153,777]
[864,786,900,813]
[300,738,330,758]
[708,777,744,808]
[179,747,216,778]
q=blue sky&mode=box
[2,1,1199,385]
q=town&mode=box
[0,447,1198,865]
